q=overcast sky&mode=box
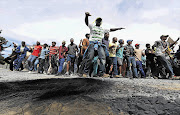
[0,0,180,55]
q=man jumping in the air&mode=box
[82,12,125,77]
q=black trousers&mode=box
[38,58,45,73]
[105,56,112,74]
[4,55,17,71]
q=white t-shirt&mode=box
[88,24,110,42]
[20,46,25,52]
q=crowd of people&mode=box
[0,12,180,79]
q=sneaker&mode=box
[110,75,113,78]
[47,73,51,75]
[93,75,98,77]
[153,76,159,79]
[15,69,19,71]
[82,74,88,77]
[65,72,69,75]
[55,72,61,76]
[169,75,176,80]
[102,74,110,78]
[114,75,121,78]
[119,74,123,78]
[38,71,43,74]
[28,71,32,73]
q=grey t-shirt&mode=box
[124,44,134,57]
[68,43,78,55]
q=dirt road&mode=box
[0,68,180,115]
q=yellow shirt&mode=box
[109,42,117,57]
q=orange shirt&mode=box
[81,38,89,55]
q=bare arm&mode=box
[85,12,91,26]
[110,28,125,32]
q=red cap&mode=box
[135,44,140,47]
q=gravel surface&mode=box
[0,67,180,115]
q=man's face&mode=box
[96,20,102,26]
[70,39,74,43]
[114,37,117,43]
[86,34,90,39]
[128,41,132,45]
[136,45,140,49]
[105,33,109,38]
[37,41,40,45]
[14,44,17,48]
[119,40,124,45]
[62,42,66,46]
[52,42,56,46]
[161,37,167,41]
[22,42,25,46]
[147,45,150,48]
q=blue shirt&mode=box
[116,46,124,58]
[39,48,49,59]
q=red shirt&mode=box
[59,46,68,59]
[49,46,59,57]
[32,45,42,57]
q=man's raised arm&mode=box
[110,28,125,32]
[85,12,91,26]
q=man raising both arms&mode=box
[82,12,125,77]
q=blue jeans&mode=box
[126,56,138,77]
[83,41,106,76]
[92,56,99,76]
[14,54,26,70]
[58,58,65,73]
[27,55,37,71]
[110,57,118,75]
[136,61,145,77]
[34,58,39,71]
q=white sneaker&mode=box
[65,72,69,75]
[28,71,32,73]
[119,74,123,77]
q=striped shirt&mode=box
[49,46,59,58]
[88,24,110,42]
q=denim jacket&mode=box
[16,46,30,57]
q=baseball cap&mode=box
[62,40,66,43]
[160,35,169,39]
[127,40,133,43]
[135,44,140,47]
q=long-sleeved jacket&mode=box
[15,46,30,57]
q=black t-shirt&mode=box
[145,48,154,60]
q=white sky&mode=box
[0,0,180,55]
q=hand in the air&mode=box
[85,12,91,16]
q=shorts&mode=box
[67,54,76,63]
[117,57,123,66]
